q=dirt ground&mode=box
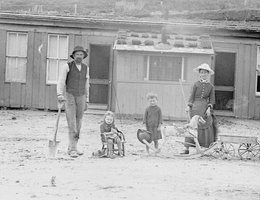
[0,109,260,200]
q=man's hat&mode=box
[137,129,152,144]
[70,46,88,59]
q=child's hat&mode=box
[137,129,152,144]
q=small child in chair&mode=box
[143,92,163,154]
[100,111,123,158]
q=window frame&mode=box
[256,46,260,96]
[46,34,69,85]
[5,32,28,83]
[144,54,185,82]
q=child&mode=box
[100,111,123,158]
[143,92,162,154]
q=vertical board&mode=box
[234,45,244,118]
[20,84,26,107]
[45,85,51,110]
[248,45,257,119]
[10,82,21,107]
[116,52,124,80]
[241,45,251,118]
[74,35,82,47]
[116,82,191,119]
[111,51,117,112]
[39,33,47,109]
[48,85,57,110]
[32,32,42,108]
[124,53,130,81]
[0,30,6,106]
[82,35,88,65]
[2,31,10,107]
[25,31,34,108]
[137,54,144,80]
[68,34,75,62]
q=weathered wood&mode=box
[25,31,34,108]
[248,45,258,119]
[234,45,244,118]
[82,35,88,65]
[111,51,118,112]
[87,35,114,45]
[219,135,258,144]
[68,34,75,61]
[45,85,50,110]
[21,84,26,107]
[10,83,21,107]
[0,29,6,107]
[32,32,42,108]
[108,45,113,110]
[74,35,82,47]
[39,32,47,109]
[115,51,211,119]
[49,85,57,110]
[116,82,191,119]
[241,45,251,118]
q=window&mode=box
[5,32,28,83]
[46,34,68,84]
[256,46,260,95]
[144,55,184,81]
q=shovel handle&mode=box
[53,105,62,142]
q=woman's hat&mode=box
[137,129,152,144]
[70,46,88,59]
[193,63,214,75]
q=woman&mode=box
[181,63,218,154]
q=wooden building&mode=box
[113,31,214,119]
[0,13,260,119]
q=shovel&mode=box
[48,102,64,158]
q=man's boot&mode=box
[75,139,83,156]
[68,140,78,158]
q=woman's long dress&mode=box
[185,81,217,148]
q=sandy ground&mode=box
[0,109,260,200]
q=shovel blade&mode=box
[48,140,60,158]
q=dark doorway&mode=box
[89,45,111,106]
[214,52,236,111]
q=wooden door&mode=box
[89,44,111,107]
[214,52,236,112]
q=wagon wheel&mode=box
[220,143,235,160]
[207,142,222,159]
[238,143,260,160]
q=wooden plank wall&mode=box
[0,29,7,107]
[213,40,259,119]
[32,32,43,108]
[114,51,212,119]
[0,25,117,110]
[45,34,89,110]
[248,44,258,119]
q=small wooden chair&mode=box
[101,129,126,157]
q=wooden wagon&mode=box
[208,135,260,160]
[162,124,260,160]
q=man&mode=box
[57,46,89,158]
